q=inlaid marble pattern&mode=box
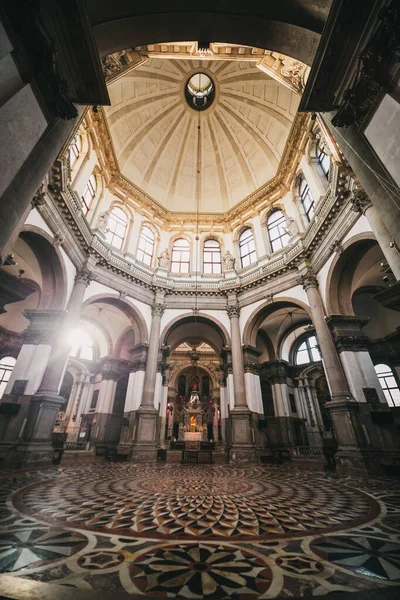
[0,462,399,598]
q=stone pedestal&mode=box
[229,407,257,463]
[2,394,65,468]
[130,407,159,462]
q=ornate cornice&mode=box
[75,268,92,285]
[333,334,370,353]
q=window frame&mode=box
[238,227,256,269]
[69,135,82,169]
[203,238,222,274]
[137,225,155,266]
[105,206,128,250]
[171,238,191,274]
[299,175,315,223]
[81,174,97,216]
[374,363,400,407]
[294,334,321,366]
[0,356,17,399]
[266,210,290,253]
[317,138,330,179]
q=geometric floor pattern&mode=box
[1,460,400,598]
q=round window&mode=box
[185,72,215,111]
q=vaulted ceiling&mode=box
[105,57,299,212]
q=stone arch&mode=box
[87,2,328,66]
[243,297,312,348]
[81,294,148,344]
[161,312,230,354]
[18,225,68,309]
[171,363,217,392]
[325,232,378,315]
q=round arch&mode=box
[170,363,217,392]
[80,294,148,343]
[243,297,312,347]
[19,226,68,309]
[325,233,378,315]
[87,2,328,66]
[161,312,231,353]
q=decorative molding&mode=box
[350,189,373,215]
[75,268,92,286]
[300,271,319,291]
[151,303,165,318]
[226,305,240,319]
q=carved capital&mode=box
[301,271,319,291]
[31,185,46,208]
[350,190,372,215]
[75,268,92,286]
[227,305,240,319]
[152,303,165,317]
[333,334,370,353]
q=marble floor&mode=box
[0,459,400,598]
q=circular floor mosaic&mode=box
[14,464,378,541]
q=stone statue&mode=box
[222,250,235,270]
[158,249,170,269]
[284,216,299,237]
[96,210,110,234]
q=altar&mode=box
[184,432,202,442]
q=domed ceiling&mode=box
[105,58,300,213]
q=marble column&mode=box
[227,304,256,462]
[3,268,91,468]
[65,373,91,443]
[351,189,400,280]
[301,270,375,473]
[131,301,164,461]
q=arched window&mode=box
[203,239,221,274]
[171,238,190,273]
[299,175,315,222]
[69,135,82,169]
[295,335,321,365]
[81,173,97,216]
[267,210,290,253]
[239,228,256,268]
[105,207,128,250]
[0,356,16,399]
[70,328,94,361]
[374,364,400,407]
[137,225,155,265]
[317,138,330,178]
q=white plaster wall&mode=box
[239,298,265,340]
[5,344,52,395]
[244,372,263,414]
[154,372,163,410]
[340,351,386,404]
[161,309,186,338]
[24,209,53,237]
[125,370,145,412]
[200,309,231,343]
[83,281,119,302]
[126,296,152,338]
[227,373,235,409]
[274,284,310,307]
[342,214,373,242]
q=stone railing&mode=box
[291,445,323,456]
[49,160,352,294]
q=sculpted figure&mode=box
[96,210,110,233]
[284,216,299,237]
[222,250,235,270]
[158,249,170,268]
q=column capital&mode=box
[151,302,165,317]
[75,268,92,286]
[300,270,319,291]
[227,304,240,319]
[350,189,372,215]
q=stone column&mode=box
[3,268,91,468]
[351,190,400,280]
[35,269,92,397]
[131,301,164,461]
[301,271,376,474]
[65,373,91,443]
[226,303,256,462]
